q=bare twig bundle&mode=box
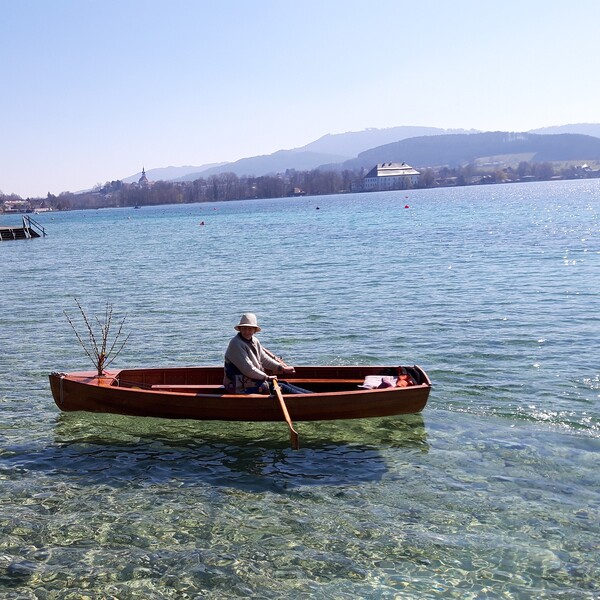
[64,298,130,376]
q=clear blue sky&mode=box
[2,0,599,198]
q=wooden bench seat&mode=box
[150,379,363,389]
[147,379,366,395]
[150,384,225,394]
[285,379,363,384]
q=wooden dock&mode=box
[0,215,47,241]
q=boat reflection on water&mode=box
[52,411,428,450]
[50,412,429,488]
[298,412,428,451]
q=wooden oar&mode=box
[272,378,300,450]
[263,346,291,369]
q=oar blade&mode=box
[290,429,300,450]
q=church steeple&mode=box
[138,167,149,186]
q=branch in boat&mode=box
[63,298,130,376]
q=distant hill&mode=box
[167,127,478,180]
[174,149,350,180]
[122,163,228,183]
[297,125,478,157]
[530,123,600,138]
[339,132,600,171]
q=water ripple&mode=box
[1,180,599,597]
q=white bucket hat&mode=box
[234,313,261,332]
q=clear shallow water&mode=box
[1,180,599,598]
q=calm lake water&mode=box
[1,180,599,598]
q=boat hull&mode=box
[49,365,431,422]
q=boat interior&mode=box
[113,366,426,395]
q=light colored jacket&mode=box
[223,333,284,393]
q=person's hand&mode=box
[266,375,277,381]
[283,366,295,375]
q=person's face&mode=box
[239,326,257,340]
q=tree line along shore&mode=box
[2,159,599,213]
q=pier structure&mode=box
[0,215,47,241]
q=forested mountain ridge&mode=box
[337,132,600,171]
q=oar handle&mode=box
[272,378,300,450]
[263,347,291,369]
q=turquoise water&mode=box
[1,180,599,598]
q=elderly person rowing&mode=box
[224,313,309,394]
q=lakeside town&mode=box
[2,158,599,214]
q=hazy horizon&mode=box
[2,0,600,198]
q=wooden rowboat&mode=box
[49,365,431,423]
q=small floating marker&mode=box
[199,221,205,226]
[404,205,410,209]
[316,207,320,210]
